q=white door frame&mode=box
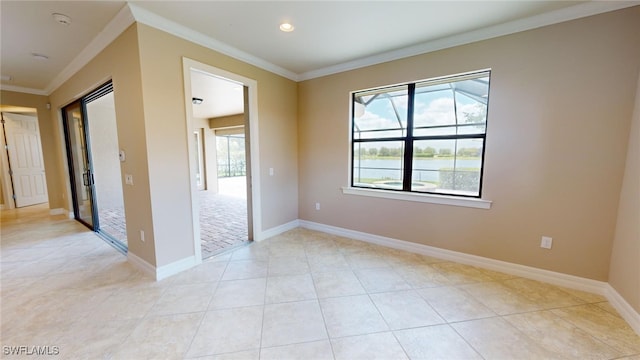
[0,113,15,209]
[182,57,263,262]
[0,112,48,209]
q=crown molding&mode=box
[0,85,48,96]
[44,3,136,95]
[8,0,637,96]
[298,1,640,81]
[127,3,300,82]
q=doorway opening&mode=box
[197,130,249,257]
[183,58,262,261]
[0,108,48,209]
[61,81,127,251]
[191,72,250,259]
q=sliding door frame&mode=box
[61,80,127,253]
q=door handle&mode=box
[83,171,89,186]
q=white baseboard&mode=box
[604,284,640,334]
[156,255,199,281]
[299,220,640,335]
[257,219,300,241]
[128,252,198,281]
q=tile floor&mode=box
[1,204,640,359]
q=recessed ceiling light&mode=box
[192,97,203,105]
[31,53,49,60]
[279,23,294,32]
[52,13,72,26]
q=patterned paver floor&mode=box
[97,177,249,259]
[98,207,128,246]
[199,190,248,258]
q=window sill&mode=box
[341,186,492,209]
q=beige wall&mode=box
[135,24,298,267]
[298,7,640,281]
[48,25,157,266]
[0,91,62,209]
[210,114,244,129]
[609,73,640,312]
[193,117,209,129]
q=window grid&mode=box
[351,70,490,198]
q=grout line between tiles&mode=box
[305,238,338,360]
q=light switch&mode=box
[125,174,133,185]
[119,150,126,162]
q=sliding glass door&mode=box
[62,101,95,228]
[62,81,127,251]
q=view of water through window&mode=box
[351,70,489,196]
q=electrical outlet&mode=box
[315,202,320,210]
[140,230,145,242]
[541,236,552,249]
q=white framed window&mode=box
[350,70,491,199]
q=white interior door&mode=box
[3,113,48,207]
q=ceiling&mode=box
[1,1,126,91]
[190,70,244,119]
[1,1,637,116]
[130,0,585,75]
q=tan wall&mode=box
[193,117,209,129]
[48,25,157,266]
[609,73,640,312]
[136,24,298,267]
[298,7,640,281]
[210,114,244,129]
[0,91,62,209]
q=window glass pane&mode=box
[454,78,488,135]
[411,139,454,191]
[444,139,484,196]
[353,86,408,139]
[413,75,489,137]
[411,138,483,196]
[413,88,455,136]
[457,123,486,135]
[353,141,404,189]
